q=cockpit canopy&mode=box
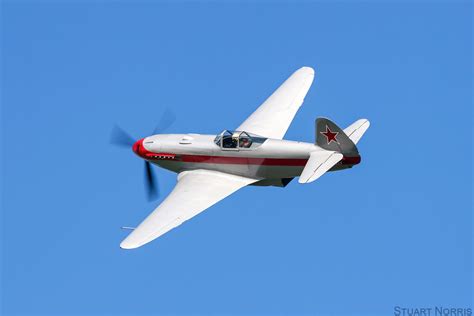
[214,130,267,150]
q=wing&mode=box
[236,67,315,139]
[120,169,258,249]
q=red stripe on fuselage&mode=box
[341,156,361,165]
[180,154,360,166]
[180,155,308,166]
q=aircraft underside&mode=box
[154,159,306,181]
[111,66,369,249]
[152,154,359,184]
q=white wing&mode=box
[237,67,315,139]
[120,169,258,249]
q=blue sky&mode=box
[1,1,472,315]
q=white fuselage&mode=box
[133,133,357,185]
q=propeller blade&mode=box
[144,161,159,201]
[110,125,136,148]
[153,108,176,134]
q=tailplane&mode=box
[343,119,370,145]
[299,117,369,184]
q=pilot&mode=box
[240,137,251,148]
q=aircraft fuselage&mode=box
[133,133,360,185]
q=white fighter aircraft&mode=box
[111,67,370,249]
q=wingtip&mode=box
[120,239,141,250]
[299,66,315,76]
[120,243,136,250]
[120,234,153,250]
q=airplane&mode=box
[111,66,370,249]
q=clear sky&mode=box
[1,1,472,315]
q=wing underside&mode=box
[237,67,315,139]
[120,169,258,249]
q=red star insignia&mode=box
[320,125,339,144]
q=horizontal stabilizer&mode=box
[343,119,370,145]
[299,151,343,184]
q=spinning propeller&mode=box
[110,109,176,201]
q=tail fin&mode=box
[316,118,359,156]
